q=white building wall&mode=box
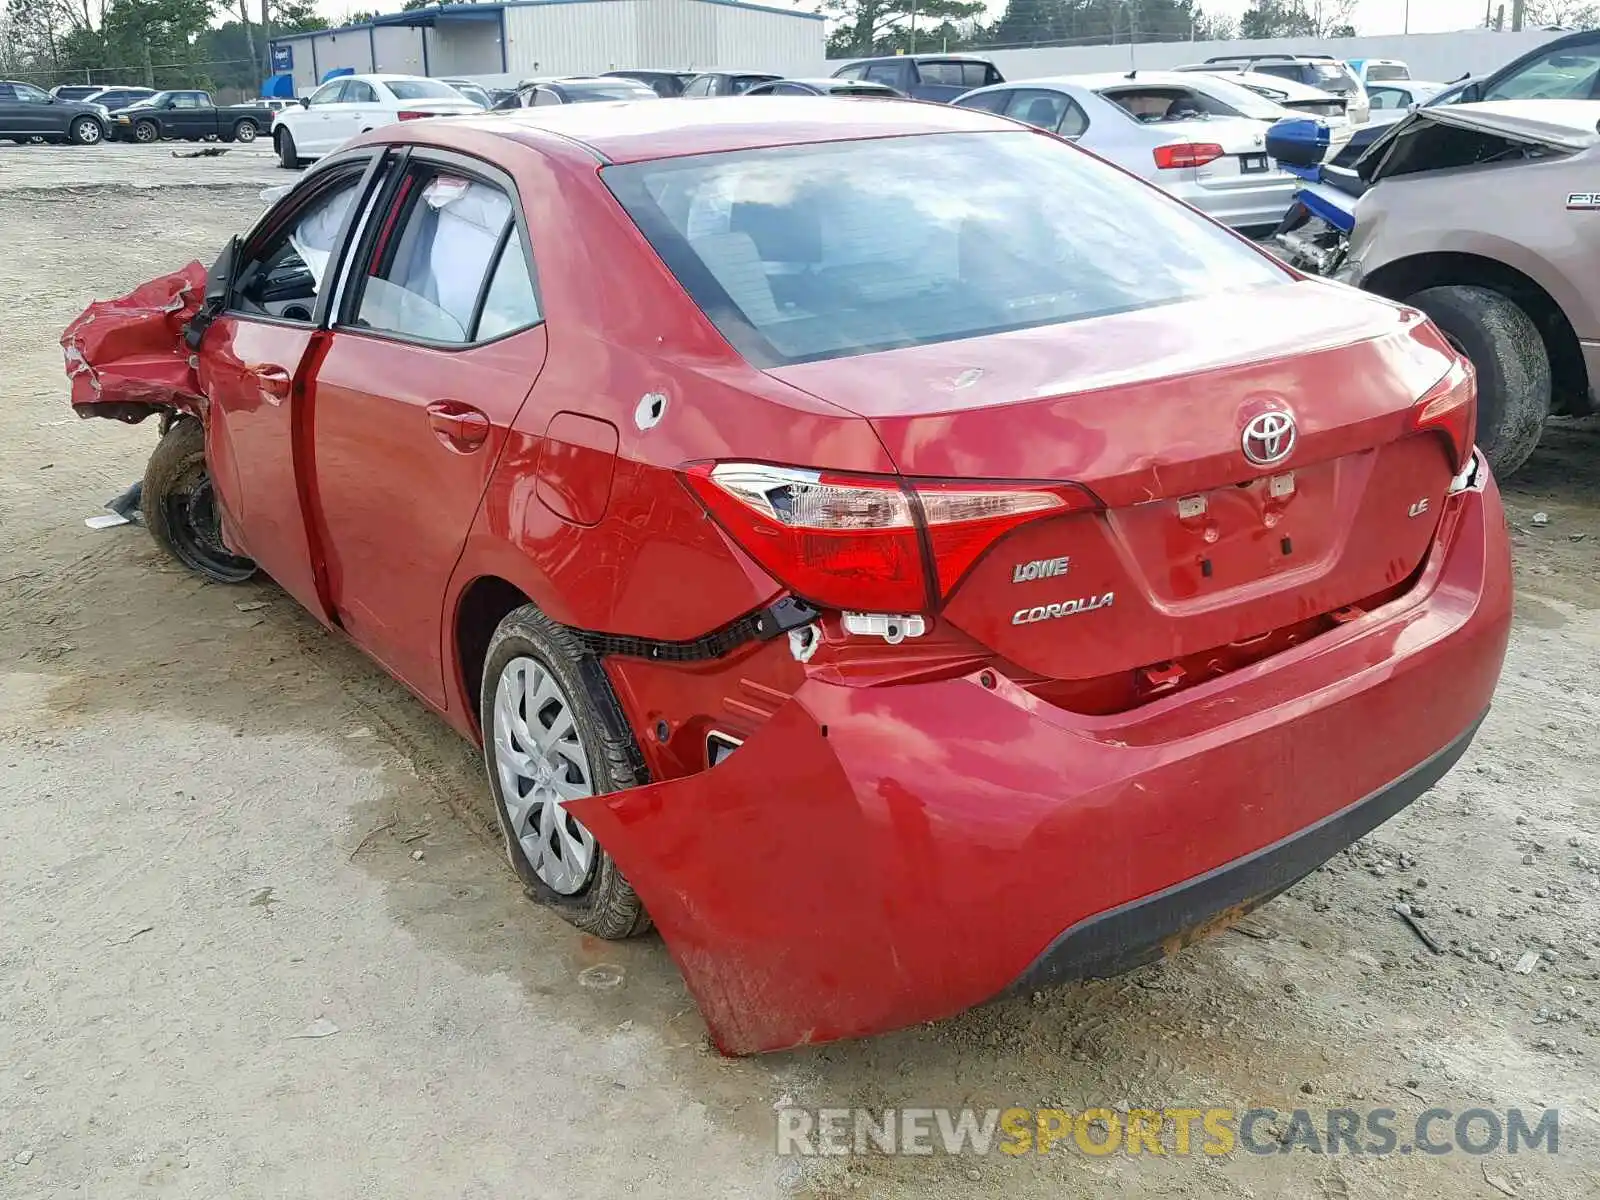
[309,28,376,81]
[712,3,823,75]
[428,21,505,76]
[504,1,641,77]
[637,0,719,70]
[501,0,824,78]
[372,26,425,77]
[834,29,1571,89]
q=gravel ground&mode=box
[1,148,1598,1199]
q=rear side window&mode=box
[605,130,1283,367]
[864,64,901,86]
[835,64,866,80]
[682,76,714,97]
[345,81,378,103]
[350,166,539,344]
[732,76,775,94]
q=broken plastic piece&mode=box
[841,612,926,644]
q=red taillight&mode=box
[683,463,1095,613]
[1411,357,1476,471]
[1152,142,1224,170]
[396,110,432,121]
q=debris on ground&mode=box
[287,1017,340,1040]
[171,147,230,159]
[1513,950,1542,975]
[1530,511,1549,527]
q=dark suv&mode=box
[0,80,108,145]
[832,55,1003,102]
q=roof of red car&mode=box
[450,96,1016,164]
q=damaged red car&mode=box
[63,99,1512,1054]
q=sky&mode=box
[315,0,1499,37]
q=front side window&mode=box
[605,130,1284,367]
[1368,86,1407,110]
[233,174,366,321]
[352,168,529,344]
[173,92,204,108]
[1485,47,1600,100]
[835,64,866,80]
[682,76,712,97]
[309,81,346,106]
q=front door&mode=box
[196,153,386,617]
[6,82,56,135]
[300,79,350,155]
[165,91,210,137]
[309,155,548,705]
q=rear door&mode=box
[197,152,389,617]
[308,151,548,705]
[334,79,381,142]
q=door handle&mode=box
[426,401,490,451]
[249,364,291,403]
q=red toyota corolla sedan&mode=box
[64,98,1511,1054]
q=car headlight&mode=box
[116,115,131,123]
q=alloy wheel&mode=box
[492,657,599,895]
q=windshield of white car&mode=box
[605,130,1285,367]
[386,79,466,101]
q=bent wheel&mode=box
[141,419,257,583]
[480,604,650,939]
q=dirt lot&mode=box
[2,144,1598,1199]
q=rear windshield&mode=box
[386,79,465,101]
[1309,61,1359,93]
[1365,63,1410,82]
[604,131,1284,367]
[565,82,657,101]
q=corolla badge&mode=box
[1241,410,1297,467]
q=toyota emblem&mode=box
[1241,410,1297,466]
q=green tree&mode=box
[819,0,987,58]
[1238,0,1355,38]
[986,0,1220,49]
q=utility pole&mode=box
[261,0,272,81]
[1404,0,1410,34]
[1511,0,1525,30]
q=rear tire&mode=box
[232,119,258,143]
[275,127,302,169]
[479,604,651,940]
[132,119,159,144]
[141,419,257,583]
[1406,284,1551,478]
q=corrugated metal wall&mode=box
[312,30,376,79]
[429,22,505,76]
[372,27,425,77]
[503,0,824,78]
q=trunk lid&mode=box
[1185,116,1286,190]
[767,280,1462,694]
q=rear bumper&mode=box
[1009,710,1482,994]
[1174,176,1299,229]
[569,476,1512,1054]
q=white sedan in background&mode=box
[954,72,1302,231]
[272,74,481,168]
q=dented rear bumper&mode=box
[568,478,1511,1054]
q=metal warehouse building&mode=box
[266,0,827,96]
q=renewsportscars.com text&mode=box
[775,1106,1559,1158]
